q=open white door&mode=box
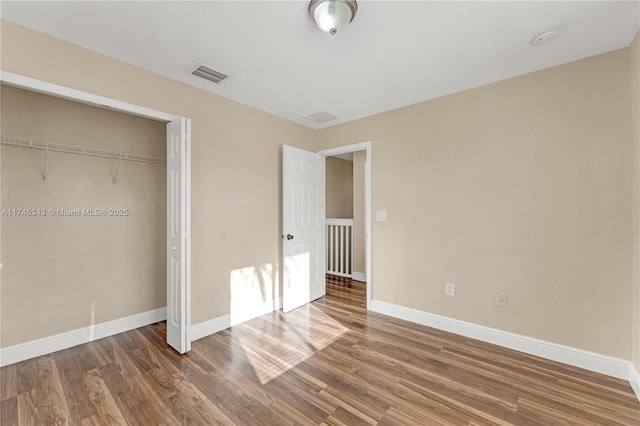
[282,145,326,313]
[167,118,191,353]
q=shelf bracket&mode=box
[113,154,122,185]
[42,143,48,181]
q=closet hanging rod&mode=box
[0,136,166,165]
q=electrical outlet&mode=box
[445,282,456,297]
[496,293,508,308]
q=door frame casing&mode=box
[317,141,372,310]
[0,70,192,350]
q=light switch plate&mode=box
[376,210,387,221]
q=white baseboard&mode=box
[370,300,633,382]
[191,314,231,341]
[0,307,166,367]
[190,297,282,342]
[1,296,284,366]
[630,363,640,401]
[352,271,366,282]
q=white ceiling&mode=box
[2,1,639,129]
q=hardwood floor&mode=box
[1,275,639,425]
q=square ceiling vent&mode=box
[306,111,338,123]
[191,65,228,84]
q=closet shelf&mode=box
[1,136,166,165]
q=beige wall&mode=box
[2,19,638,365]
[0,20,317,347]
[317,49,633,359]
[631,30,640,370]
[325,156,353,218]
[1,86,166,346]
[353,151,366,275]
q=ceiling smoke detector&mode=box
[531,29,560,46]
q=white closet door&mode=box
[166,118,191,353]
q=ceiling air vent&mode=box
[306,111,338,123]
[191,65,228,84]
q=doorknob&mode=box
[281,234,294,240]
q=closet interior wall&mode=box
[1,85,166,347]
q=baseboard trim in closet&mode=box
[0,307,166,367]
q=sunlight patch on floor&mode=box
[236,303,349,385]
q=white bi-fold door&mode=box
[166,118,191,353]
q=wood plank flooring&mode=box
[1,275,639,425]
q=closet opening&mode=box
[0,72,191,365]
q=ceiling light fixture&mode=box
[309,0,357,35]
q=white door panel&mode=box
[282,145,325,313]
[167,118,191,353]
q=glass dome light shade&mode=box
[310,0,357,35]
